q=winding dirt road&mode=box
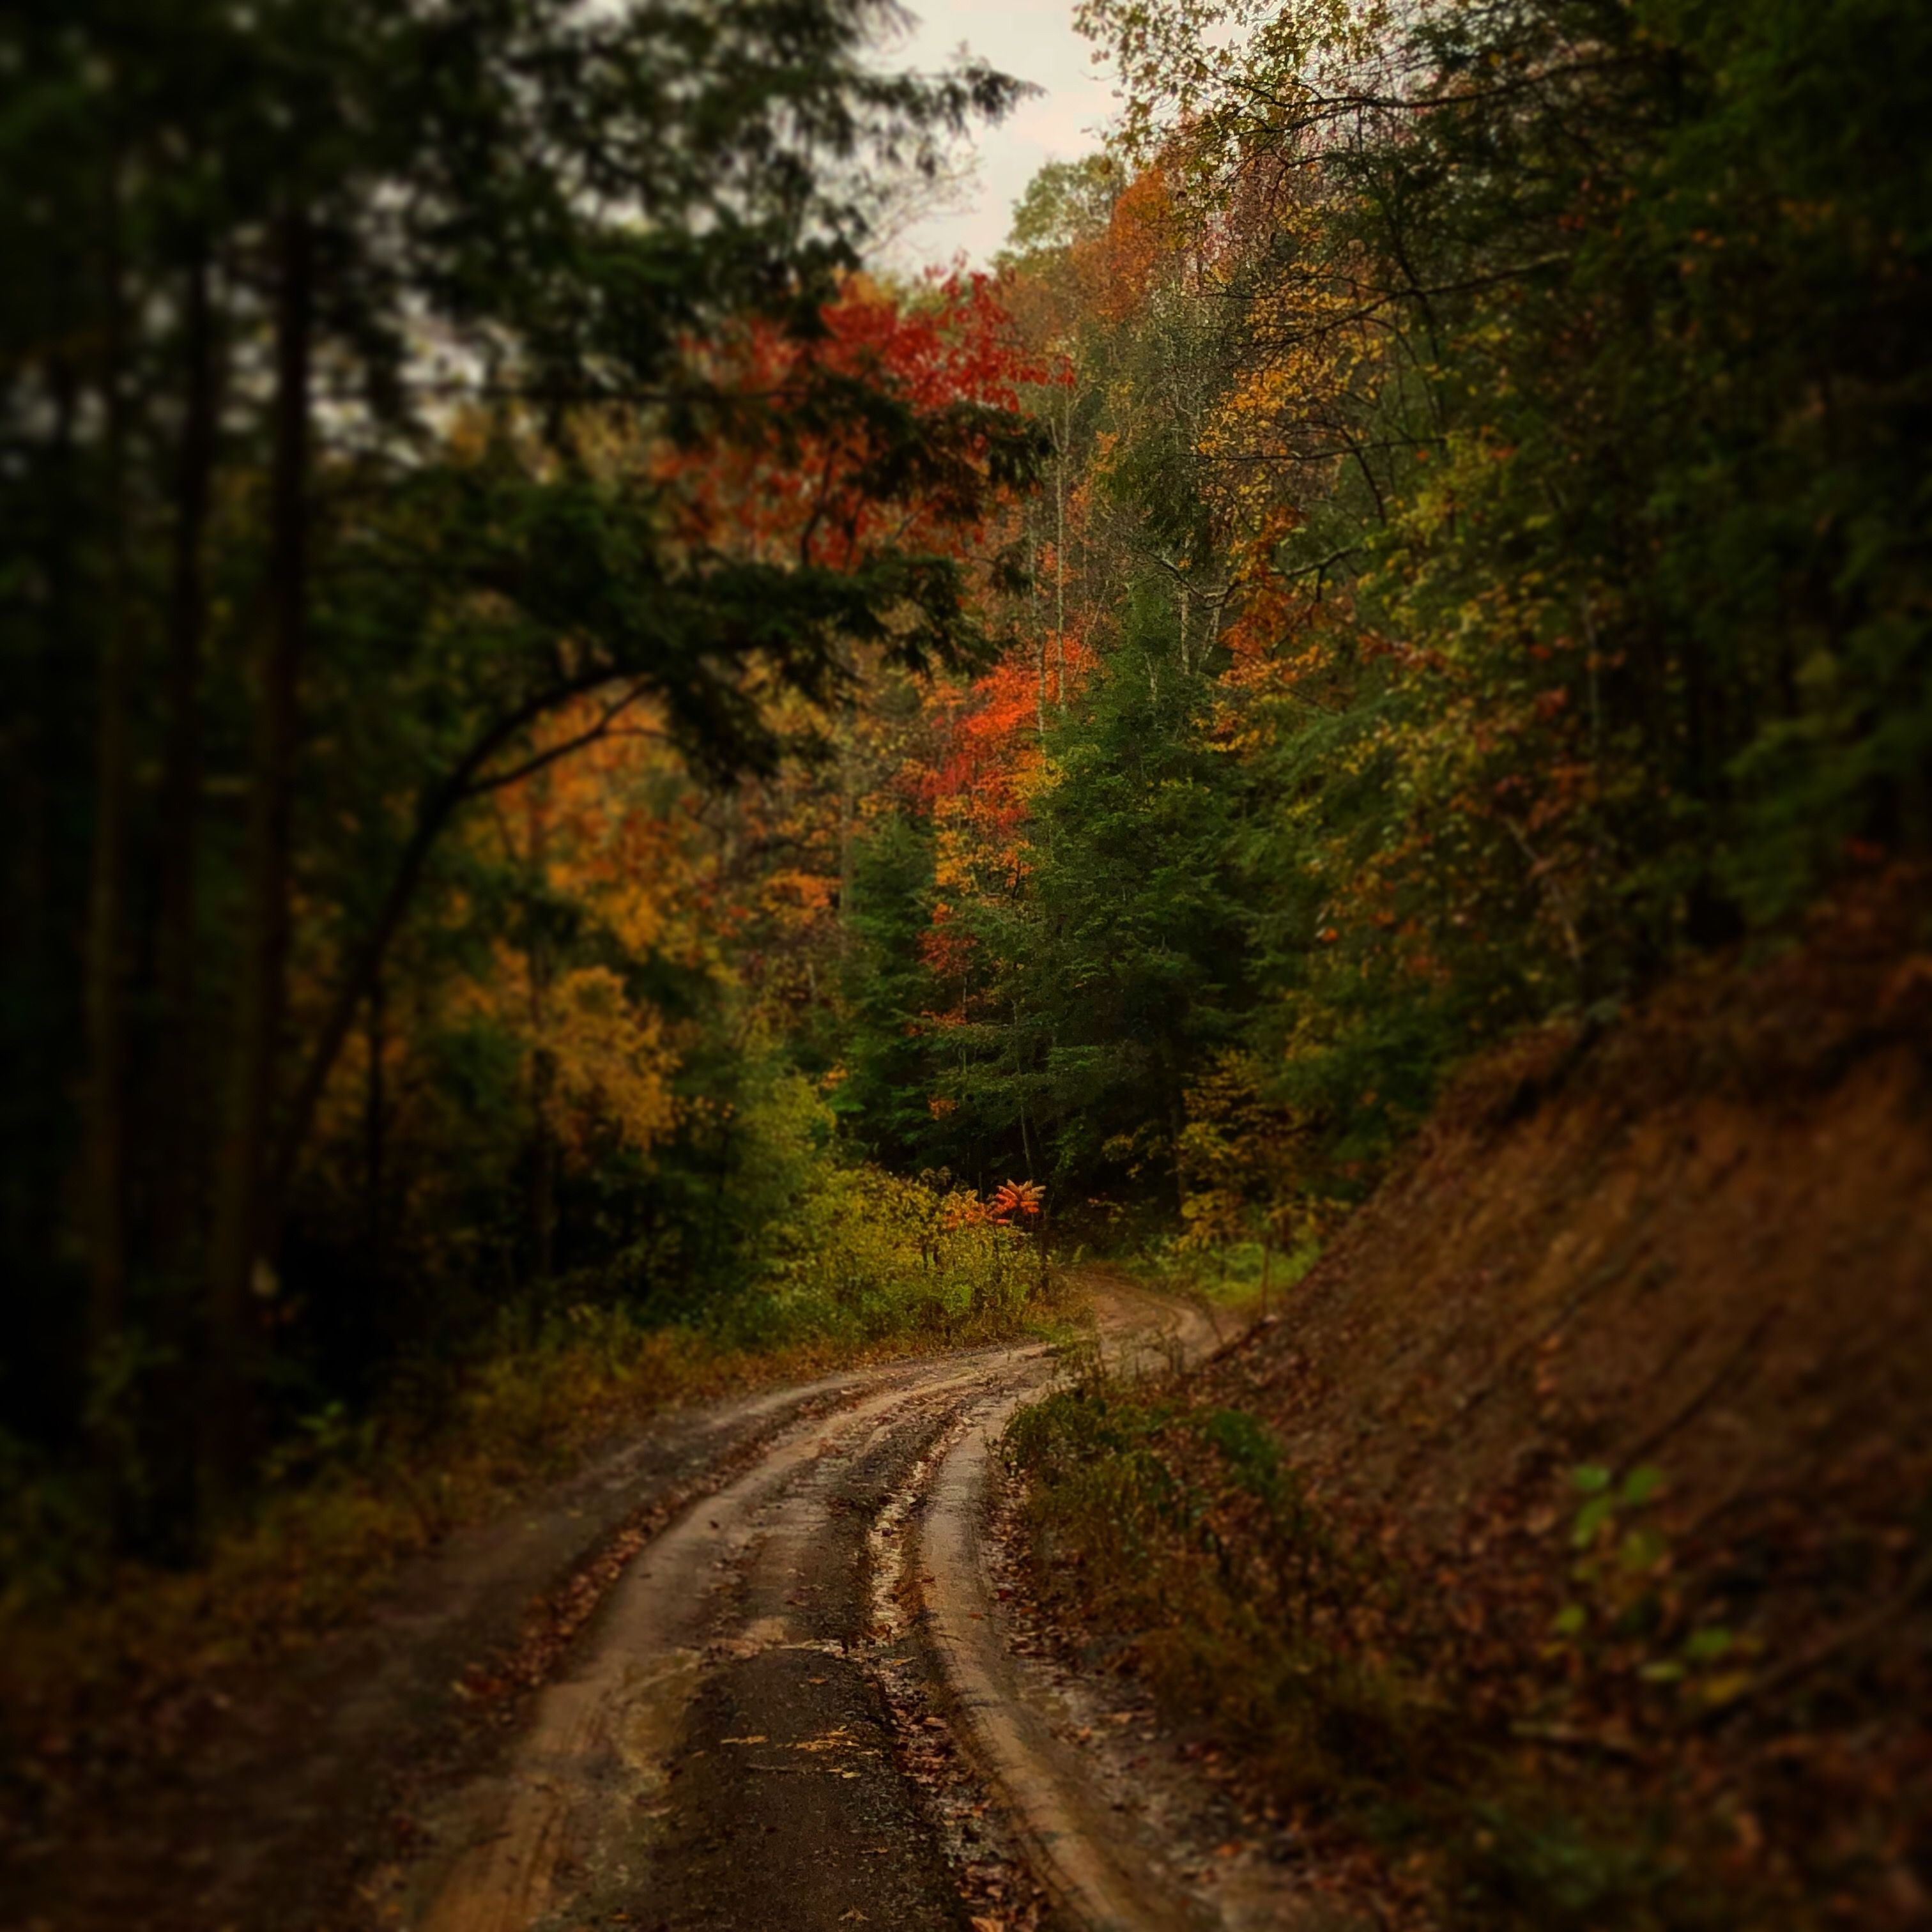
[397,1277,1233,1932]
[9,1279,1349,1932]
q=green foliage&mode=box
[997,154,1123,265]
[918,0,1932,1238]
[1329,0,1932,933]
[732,1162,1050,1349]
[1133,1233,1322,1308]
[922,624,1259,1202]
[1005,1373,1396,1789]
[1007,1373,1731,1929]
[1570,1464,1666,1550]
[0,0,1036,1548]
[1551,1460,1756,1710]
[1023,649,1256,1183]
[836,811,946,1165]
[1447,1800,1681,1932]
[665,1059,1057,1349]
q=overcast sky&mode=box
[878,0,1119,270]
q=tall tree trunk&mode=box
[532,1047,558,1282]
[1056,397,1072,709]
[526,778,558,1283]
[1027,524,1051,724]
[5,349,79,1287]
[206,207,312,1508]
[146,251,220,1544]
[85,171,134,1385]
[836,742,855,951]
[1052,418,1067,648]
[1015,997,1034,1181]
[152,243,218,1271]
[364,969,385,1277]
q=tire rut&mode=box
[401,1353,1050,1931]
[390,1282,1285,1932]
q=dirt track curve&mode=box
[9,1278,1354,1932]
[401,1276,1232,1932]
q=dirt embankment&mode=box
[1242,877,1932,1910]
[1020,872,1932,1928]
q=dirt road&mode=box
[10,1279,1340,1932]
[397,1276,1234,1932]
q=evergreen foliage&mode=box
[4,0,1928,1568]
[0,0,1029,1543]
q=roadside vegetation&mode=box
[4,1148,1061,1809]
[1015,1306,1893,1932]
[1008,1364,1722,1931]
[1006,882,1932,1932]
[3,0,1928,1919]
[1121,1234,1324,1317]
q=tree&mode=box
[0,0,1036,1526]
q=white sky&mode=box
[878,0,1119,271]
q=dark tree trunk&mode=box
[206,206,312,1508]
[151,244,219,1271]
[532,1047,559,1282]
[85,172,135,1381]
[4,350,79,1295]
[364,969,386,1278]
[527,783,558,1283]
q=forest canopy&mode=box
[3,0,1927,1568]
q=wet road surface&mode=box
[9,1280,1349,1932]
[400,1280,1228,1932]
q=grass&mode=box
[1,1166,1067,1796]
[1000,1354,1742,1932]
[1123,1232,1324,1317]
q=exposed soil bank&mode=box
[1011,873,1932,1929]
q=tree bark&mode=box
[526,777,558,1284]
[151,243,219,1271]
[85,170,135,1378]
[364,969,385,1276]
[1052,411,1067,645]
[206,206,313,1506]
[7,349,79,1288]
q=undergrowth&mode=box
[1,1163,1062,1787]
[1002,1360,1742,1932]
[1126,1233,1324,1314]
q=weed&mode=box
[1003,1368,1748,1930]
[1,1164,1062,1798]
[1128,1234,1323,1314]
